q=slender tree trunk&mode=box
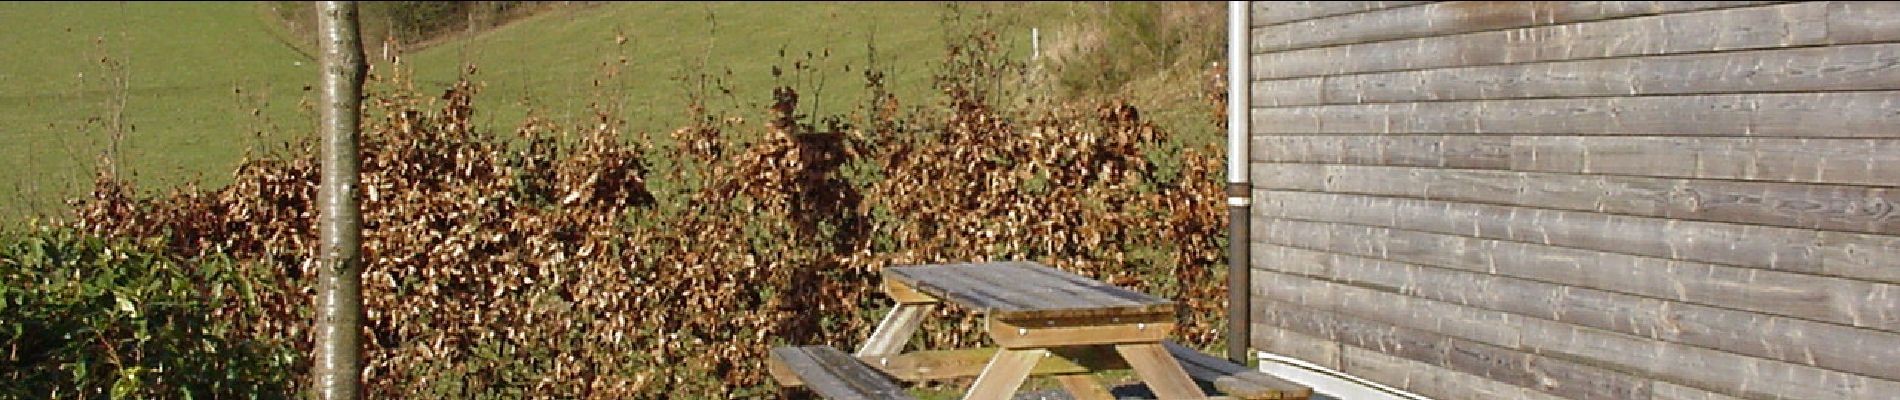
[313,1,366,399]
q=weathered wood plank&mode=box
[883,276,939,304]
[1519,321,1900,400]
[1254,289,1455,367]
[1828,1,1900,43]
[858,303,937,357]
[1258,274,1900,399]
[1511,136,1900,187]
[963,348,1044,399]
[1249,162,1900,235]
[1250,92,1900,138]
[1251,1,1435,27]
[769,346,917,399]
[1254,43,1900,107]
[1252,135,1900,187]
[865,346,1126,382]
[951,262,1114,312]
[1337,344,1570,400]
[1254,243,1900,381]
[1249,209,1900,333]
[1817,230,1900,285]
[1251,1,1780,53]
[1164,341,1313,400]
[1054,375,1116,400]
[1254,297,1653,399]
[1260,265,1527,349]
[886,262,1173,319]
[1251,2,1831,80]
[1252,134,1517,169]
[1115,343,1208,399]
[893,266,1032,311]
[1249,320,1342,370]
[1251,179,1900,287]
[1446,333,1655,400]
[987,314,1174,349]
[1011,261,1162,307]
[1649,381,1747,400]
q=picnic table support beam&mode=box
[962,348,1046,400]
[1055,374,1117,400]
[1118,343,1210,399]
[858,303,936,357]
[860,277,942,358]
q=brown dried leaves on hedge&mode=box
[70,30,1226,398]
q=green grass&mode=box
[0,1,1087,223]
[0,2,317,222]
[401,2,951,137]
[390,1,1094,144]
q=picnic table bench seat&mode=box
[769,345,916,400]
[1164,341,1312,400]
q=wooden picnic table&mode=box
[859,261,1205,399]
[768,260,1310,399]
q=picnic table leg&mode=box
[1055,374,1116,400]
[856,303,936,357]
[962,348,1046,400]
[1115,343,1207,399]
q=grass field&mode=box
[0,2,316,222]
[0,1,1086,223]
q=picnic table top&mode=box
[885,261,1175,320]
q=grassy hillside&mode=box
[394,2,1083,138]
[0,1,1086,223]
[0,2,316,222]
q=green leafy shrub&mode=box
[0,225,296,399]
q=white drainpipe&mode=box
[1225,0,1253,364]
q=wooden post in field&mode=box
[312,1,366,399]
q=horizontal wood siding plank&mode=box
[1254,243,1900,381]
[1255,271,1900,399]
[1249,205,1900,331]
[1251,135,1900,187]
[1267,268,1529,349]
[1817,230,1900,285]
[1252,1,1778,53]
[1249,92,1900,138]
[1247,2,1900,398]
[1517,319,1900,400]
[1254,296,1654,399]
[1254,297,1454,368]
[1650,381,1747,400]
[1251,134,1517,169]
[1512,136,1900,187]
[1253,43,1900,106]
[1251,1,1435,27]
[1248,162,1900,234]
[1250,2,1833,80]
[1828,1,1900,43]
[1250,178,1900,284]
[1337,344,1571,400]
[1248,175,1815,274]
[1250,320,1342,370]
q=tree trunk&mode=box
[312,1,366,399]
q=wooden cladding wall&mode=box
[1245,2,1900,399]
